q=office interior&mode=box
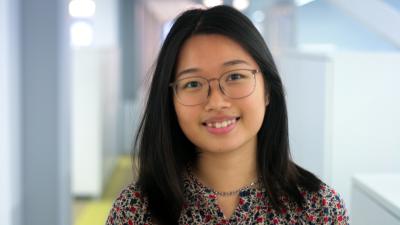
[1,0,400,224]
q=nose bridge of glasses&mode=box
[206,77,225,96]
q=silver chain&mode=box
[210,181,258,197]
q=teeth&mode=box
[206,118,237,128]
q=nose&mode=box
[204,80,231,111]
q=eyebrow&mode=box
[176,59,250,78]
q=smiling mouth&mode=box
[202,117,240,128]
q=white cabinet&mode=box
[352,174,400,225]
[276,50,400,208]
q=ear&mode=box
[265,95,270,107]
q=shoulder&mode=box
[300,183,349,224]
[106,183,151,225]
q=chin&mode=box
[198,142,244,154]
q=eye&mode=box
[226,73,245,81]
[182,80,202,89]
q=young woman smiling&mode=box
[106,5,349,225]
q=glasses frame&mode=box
[169,69,260,106]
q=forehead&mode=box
[176,34,258,73]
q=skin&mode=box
[173,34,269,218]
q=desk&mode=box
[352,174,400,225]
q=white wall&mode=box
[92,0,119,48]
[0,0,21,224]
[72,48,120,197]
[277,50,400,211]
[71,0,121,197]
[330,52,400,204]
[0,0,12,223]
[278,52,333,182]
[0,62,13,225]
[71,49,103,196]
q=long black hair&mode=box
[134,5,321,224]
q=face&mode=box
[173,34,268,155]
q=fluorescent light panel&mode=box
[295,0,316,7]
[233,0,250,11]
[69,0,96,18]
[202,0,224,8]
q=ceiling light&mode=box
[69,0,96,18]
[233,0,250,11]
[70,21,93,47]
[202,0,224,8]
[295,0,316,7]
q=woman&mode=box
[106,5,349,225]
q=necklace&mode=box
[210,181,258,197]
[186,165,259,197]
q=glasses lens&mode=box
[175,77,208,105]
[220,70,255,98]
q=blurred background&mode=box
[1,0,400,224]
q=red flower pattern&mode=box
[106,173,349,224]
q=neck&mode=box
[193,144,258,193]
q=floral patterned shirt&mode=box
[106,173,349,225]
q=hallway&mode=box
[73,155,133,225]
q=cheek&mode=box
[174,101,198,136]
[242,98,265,129]
[242,82,267,128]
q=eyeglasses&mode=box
[170,69,259,106]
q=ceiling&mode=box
[142,0,276,22]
